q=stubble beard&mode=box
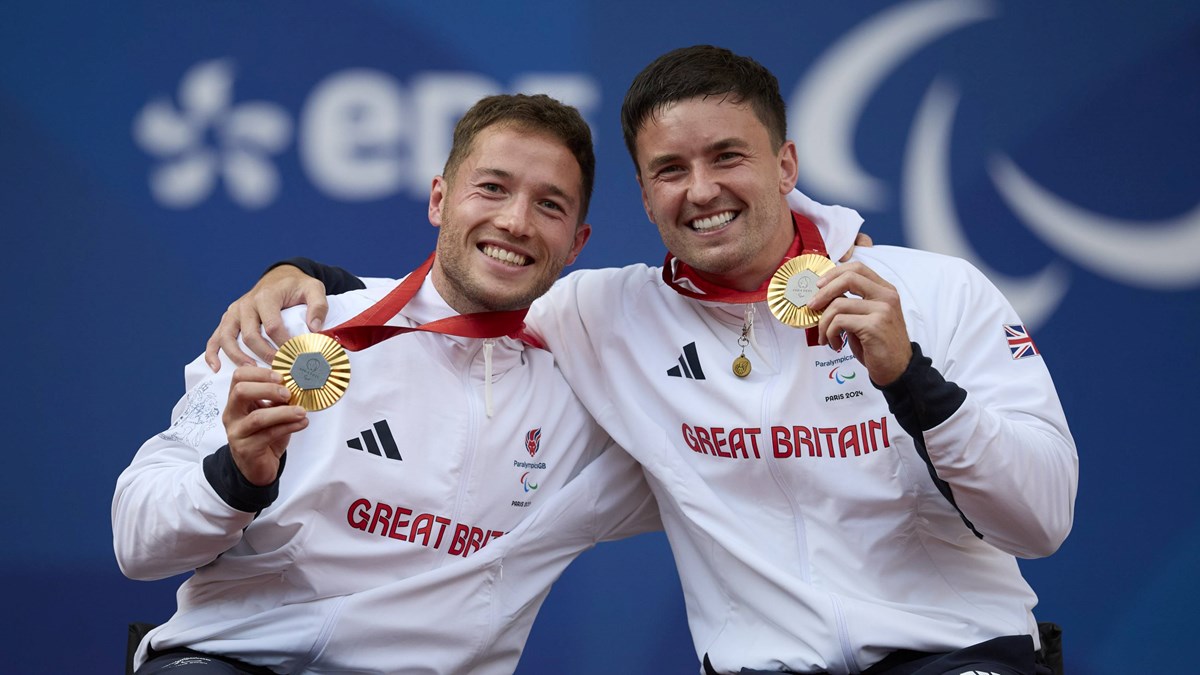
[659,198,788,287]
[434,221,562,314]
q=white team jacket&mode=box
[113,278,659,674]
[527,238,1078,671]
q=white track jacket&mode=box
[113,278,659,674]
[526,203,1078,671]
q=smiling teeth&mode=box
[483,245,529,266]
[691,211,736,231]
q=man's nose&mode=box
[493,199,532,236]
[687,167,720,204]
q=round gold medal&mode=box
[271,333,351,411]
[767,254,835,329]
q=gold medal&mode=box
[272,333,351,411]
[732,355,752,378]
[767,254,835,328]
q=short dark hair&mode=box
[443,93,595,223]
[621,45,787,171]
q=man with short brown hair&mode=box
[115,94,662,675]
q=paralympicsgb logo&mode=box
[132,59,291,210]
[524,428,542,457]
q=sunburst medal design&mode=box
[767,254,835,329]
[271,333,351,411]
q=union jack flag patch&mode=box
[1004,324,1040,360]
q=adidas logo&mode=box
[346,420,402,461]
[667,342,706,380]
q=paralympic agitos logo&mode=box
[789,0,1200,329]
[829,367,857,385]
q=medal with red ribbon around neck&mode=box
[660,214,833,378]
[272,252,529,411]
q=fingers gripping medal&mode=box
[767,254,835,329]
[272,333,351,411]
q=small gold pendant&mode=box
[272,333,352,411]
[732,355,752,378]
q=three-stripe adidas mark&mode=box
[667,342,706,380]
[347,420,402,461]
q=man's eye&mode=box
[539,200,563,212]
[717,152,741,162]
[481,183,502,193]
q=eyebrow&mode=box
[473,167,578,210]
[644,138,751,174]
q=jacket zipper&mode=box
[756,305,859,672]
[440,339,485,569]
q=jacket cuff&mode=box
[266,257,366,295]
[878,342,967,433]
[203,444,283,513]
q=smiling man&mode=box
[428,105,590,315]
[586,48,1075,673]
[635,96,797,293]
[114,94,665,675]
[207,46,1075,675]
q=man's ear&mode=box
[428,175,447,228]
[777,140,799,195]
[564,222,592,265]
[637,172,656,224]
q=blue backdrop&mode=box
[3,1,1197,672]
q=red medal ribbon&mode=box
[661,212,829,303]
[321,252,530,352]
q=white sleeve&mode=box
[505,442,660,554]
[525,269,628,406]
[112,352,261,581]
[889,256,1078,558]
[588,443,662,542]
[359,276,397,290]
[524,276,661,538]
[485,444,660,636]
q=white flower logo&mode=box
[133,59,292,209]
